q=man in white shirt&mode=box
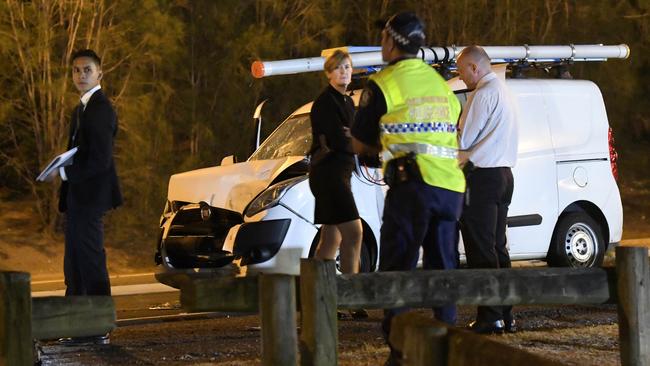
[456,45,519,334]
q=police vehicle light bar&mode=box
[251,44,630,78]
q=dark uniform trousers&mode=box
[379,180,463,340]
[460,166,514,323]
[64,208,111,296]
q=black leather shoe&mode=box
[350,308,369,320]
[338,309,369,320]
[504,318,517,333]
[467,319,505,334]
[58,333,110,346]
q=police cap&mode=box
[384,12,426,54]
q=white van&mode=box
[154,48,624,287]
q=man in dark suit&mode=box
[58,49,122,305]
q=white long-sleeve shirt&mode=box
[458,72,518,168]
[60,85,102,181]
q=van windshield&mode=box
[249,114,312,161]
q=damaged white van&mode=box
[154,44,627,287]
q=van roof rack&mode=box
[251,44,630,79]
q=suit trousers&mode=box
[379,180,463,347]
[460,167,514,323]
[64,209,111,296]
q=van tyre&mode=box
[547,212,605,268]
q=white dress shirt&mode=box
[458,72,518,168]
[60,85,102,181]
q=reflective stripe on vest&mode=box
[383,142,458,162]
[370,59,465,193]
[381,122,458,134]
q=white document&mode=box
[36,147,78,182]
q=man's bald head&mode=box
[456,45,491,89]
[458,46,491,70]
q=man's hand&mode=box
[352,137,380,156]
[457,150,470,169]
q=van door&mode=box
[500,80,558,259]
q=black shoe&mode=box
[58,333,110,346]
[338,309,369,320]
[467,319,505,334]
[350,308,369,320]
[504,318,517,333]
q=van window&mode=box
[249,114,312,161]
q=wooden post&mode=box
[446,327,564,366]
[180,276,259,313]
[299,259,338,366]
[616,246,650,366]
[32,296,116,340]
[259,274,297,366]
[391,312,448,366]
[0,271,32,366]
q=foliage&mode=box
[0,0,183,235]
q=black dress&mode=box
[309,85,359,225]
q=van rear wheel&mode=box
[547,212,605,268]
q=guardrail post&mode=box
[299,259,338,366]
[259,273,297,366]
[32,296,116,340]
[391,312,447,366]
[616,246,650,366]
[0,271,33,366]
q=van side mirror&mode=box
[221,155,235,166]
[252,99,268,153]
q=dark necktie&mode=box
[71,102,83,145]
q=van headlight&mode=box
[246,176,308,217]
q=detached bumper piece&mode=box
[164,238,235,268]
[162,205,243,268]
[233,219,291,265]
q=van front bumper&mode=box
[232,219,291,265]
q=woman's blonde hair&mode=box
[324,50,352,73]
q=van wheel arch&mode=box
[308,219,378,273]
[547,202,608,268]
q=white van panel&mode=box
[540,80,609,159]
[504,81,558,257]
[351,169,383,249]
[556,160,622,243]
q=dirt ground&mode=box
[37,305,620,365]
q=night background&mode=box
[1,0,648,270]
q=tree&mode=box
[0,0,183,234]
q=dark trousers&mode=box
[460,167,514,323]
[64,209,111,296]
[379,180,463,346]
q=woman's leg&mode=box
[337,219,363,274]
[315,224,341,260]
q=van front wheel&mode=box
[309,232,372,274]
[547,212,605,268]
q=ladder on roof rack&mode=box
[251,44,630,78]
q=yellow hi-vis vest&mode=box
[370,58,465,193]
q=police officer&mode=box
[351,12,465,364]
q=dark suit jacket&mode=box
[58,89,123,213]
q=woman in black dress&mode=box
[309,50,363,280]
